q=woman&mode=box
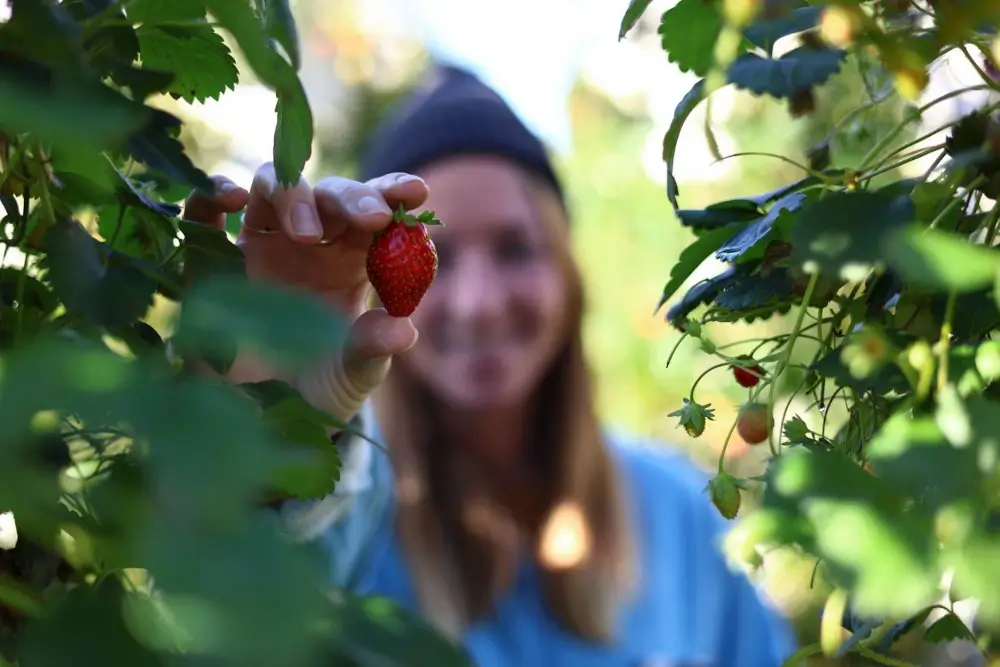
[183,64,796,665]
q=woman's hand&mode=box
[181,163,425,423]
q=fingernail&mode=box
[291,202,321,237]
[394,174,423,185]
[216,180,239,195]
[404,328,419,352]
[355,196,391,217]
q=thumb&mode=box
[342,308,419,386]
[296,308,418,422]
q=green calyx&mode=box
[392,202,444,228]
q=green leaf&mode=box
[658,0,723,77]
[812,339,911,395]
[867,412,983,511]
[142,519,333,666]
[662,78,706,209]
[325,595,474,667]
[665,266,742,324]
[258,386,343,501]
[657,225,739,310]
[179,219,247,283]
[204,0,286,88]
[727,46,847,98]
[39,218,157,329]
[136,24,239,103]
[274,77,314,190]
[63,0,141,77]
[256,0,301,70]
[713,270,795,311]
[771,451,941,618]
[201,0,311,186]
[126,376,283,525]
[675,203,761,235]
[115,167,182,218]
[0,55,149,154]
[717,192,807,263]
[0,0,87,69]
[924,612,975,644]
[173,274,348,371]
[743,6,823,53]
[949,538,1000,627]
[789,190,915,281]
[124,108,214,193]
[882,227,1000,293]
[18,578,161,667]
[619,0,655,40]
[126,0,207,21]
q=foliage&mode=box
[0,1,470,666]
[620,0,1000,663]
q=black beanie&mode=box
[358,62,566,206]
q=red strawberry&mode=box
[732,355,765,388]
[366,205,442,318]
[736,402,772,446]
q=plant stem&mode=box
[767,271,820,455]
[689,362,732,401]
[937,290,956,392]
[664,333,689,369]
[859,85,991,172]
[928,177,984,229]
[861,143,946,182]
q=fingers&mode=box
[245,163,325,244]
[295,308,418,422]
[314,172,430,235]
[342,308,419,382]
[365,172,430,211]
[182,175,249,230]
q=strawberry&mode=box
[732,355,765,388]
[708,472,742,520]
[366,204,443,318]
[736,402,772,446]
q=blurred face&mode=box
[401,156,570,411]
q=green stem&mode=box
[938,290,956,392]
[664,333,690,369]
[718,381,767,473]
[861,143,946,182]
[689,362,733,401]
[859,84,992,172]
[855,646,919,667]
[985,204,1000,246]
[960,45,1000,94]
[928,177,984,230]
[767,271,820,455]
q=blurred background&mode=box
[149,0,993,663]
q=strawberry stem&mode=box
[390,201,444,227]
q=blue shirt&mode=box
[279,406,797,666]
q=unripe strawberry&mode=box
[366,205,443,318]
[708,472,742,520]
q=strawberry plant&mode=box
[621,0,1000,661]
[0,1,468,665]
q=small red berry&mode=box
[732,356,765,388]
[737,403,772,445]
[366,205,442,318]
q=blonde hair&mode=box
[371,169,637,642]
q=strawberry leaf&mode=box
[658,0,724,78]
